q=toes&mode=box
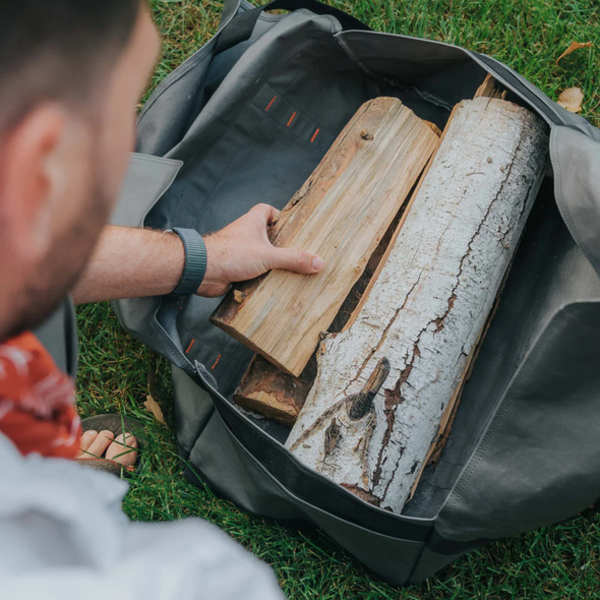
[105,433,138,467]
[77,430,99,457]
[80,429,115,459]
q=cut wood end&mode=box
[366,96,403,109]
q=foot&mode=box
[77,429,138,468]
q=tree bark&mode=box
[285,97,548,513]
[211,97,440,376]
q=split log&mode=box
[285,96,548,513]
[211,98,440,377]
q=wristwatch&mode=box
[170,227,207,295]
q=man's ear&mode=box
[0,104,66,264]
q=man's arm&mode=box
[71,204,325,304]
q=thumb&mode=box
[268,247,325,275]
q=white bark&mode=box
[285,98,548,513]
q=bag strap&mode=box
[215,0,371,55]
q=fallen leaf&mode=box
[144,394,165,423]
[556,41,593,66]
[557,87,585,113]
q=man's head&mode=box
[0,0,160,340]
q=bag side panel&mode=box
[136,4,282,157]
[136,43,216,157]
[172,365,216,460]
[435,300,600,542]
[110,153,182,227]
[551,126,600,277]
[336,31,486,111]
[406,178,600,517]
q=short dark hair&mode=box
[0,0,142,134]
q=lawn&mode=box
[76,1,600,598]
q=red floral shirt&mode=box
[0,332,81,458]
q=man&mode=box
[0,1,323,597]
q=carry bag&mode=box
[112,0,600,584]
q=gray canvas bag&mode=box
[110,0,600,584]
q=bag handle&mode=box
[215,0,371,55]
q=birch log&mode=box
[211,98,439,376]
[285,97,548,513]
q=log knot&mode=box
[348,357,390,421]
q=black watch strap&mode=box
[171,228,207,295]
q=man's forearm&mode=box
[71,225,184,304]
[71,205,325,305]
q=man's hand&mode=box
[198,204,325,297]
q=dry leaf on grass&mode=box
[144,394,165,423]
[557,87,585,113]
[557,41,593,66]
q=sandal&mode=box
[77,414,145,476]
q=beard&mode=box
[3,166,113,340]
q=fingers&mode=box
[249,207,324,275]
[105,433,138,467]
[78,429,114,460]
[267,247,325,275]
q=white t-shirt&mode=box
[0,433,285,600]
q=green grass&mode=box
[76,1,600,597]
